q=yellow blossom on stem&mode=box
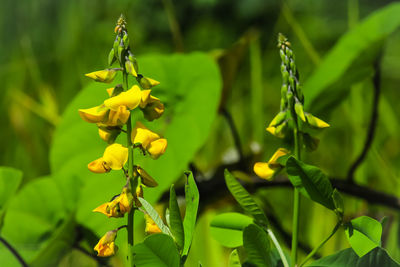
[104,85,142,111]
[131,122,167,159]
[254,148,290,180]
[106,105,130,126]
[139,90,164,121]
[94,230,118,257]
[88,143,128,173]
[93,186,133,217]
[147,138,168,159]
[85,69,119,83]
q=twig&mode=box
[347,58,381,184]
[220,107,245,163]
[0,236,28,267]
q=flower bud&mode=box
[104,85,142,111]
[108,48,116,66]
[131,121,160,148]
[123,34,129,49]
[85,69,119,83]
[294,101,306,122]
[269,111,286,127]
[98,126,121,144]
[136,166,158,187]
[125,60,138,77]
[106,84,124,97]
[305,113,330,129]
[137,75,160,89]
[253,148,289,180]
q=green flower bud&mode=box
[269,111,287,127]
[294,101,306,122]
[281,84,288,99]
[280,50,285,62]
[125,60,138,77]
[113,36,120,61]
[287,89,294,108]
[128,52,139,75]
[136,75,160,89]
[118,42,124,64]
[282,69,289,84]
[280,98,287,110]
[108,48,116,66]
[305,113,330,129]
[123,34,129,49]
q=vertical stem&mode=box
[124,73,136,267]
[291,127,301,266]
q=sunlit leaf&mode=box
[210,212,253,248]
[133,233,180,267]
[345,216,382,257]
[139,197,172,236]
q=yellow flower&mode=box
[144,214,162,235]
[93,186,133,217]
[94,230,118,257]
[147,138,167,159]
[131,122,167,159]
[97,125,121,144]
[106,105,130,126]
[139,90,164,121]
[254,148,289,180]
[79,105,109,123]
[104,85,141,111]
[131,121,160,148]
[85,69,119,83]
[88,144,128,173]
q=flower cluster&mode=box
[79,15,167,257]
[254,34,329,180]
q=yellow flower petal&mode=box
[79,105,109,123]
[102,144,128,170]
[106,105,130,126]
[138,76,160,89]
[85,69,118,83]
[92,203,110,216]
[268,148,290,167]
[139,90,152,108]
[94,230,118,257]
[144,214,162,235]
[104,85,142,110]
[148,138,167,159]
[88,158,110,173]
[253,162,276,180]
[131,122,160,149]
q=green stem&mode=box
[124,72,136,267]
[267,229,289,267]
[291,127,301,266]
[299,221,341,267]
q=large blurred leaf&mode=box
[224,169,269,226]
[0,177,72,265]
[49,53,221,235]
[304,2,400,114]
[0,167,23,230]
[210,212,253,248]
[345,216,382,257]
[243,224,272,267]
[132,233,180,267]
[307,247,400,267]
[182,172,199,258]
[286,157,335,210]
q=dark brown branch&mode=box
[347,58,381,184]
[0,237,28,267]
[220,107,245,163]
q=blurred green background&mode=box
[1,0,400,266]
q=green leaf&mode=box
[138,197,172,236]
[224,169,269,226]
[243,224,272,267]
[345,216,383,257]
[286,157,335,210]
[307,247,400,267]
[133,233,180,267]
[304,3,400,114]
[229,249,242,267]
[332,189,344,217]
[210,212,253,248]
[169,185,184,250]
[50,52,221,235]
[0,167,23,230]
[182,172,200,257]
[0,177,70,265]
